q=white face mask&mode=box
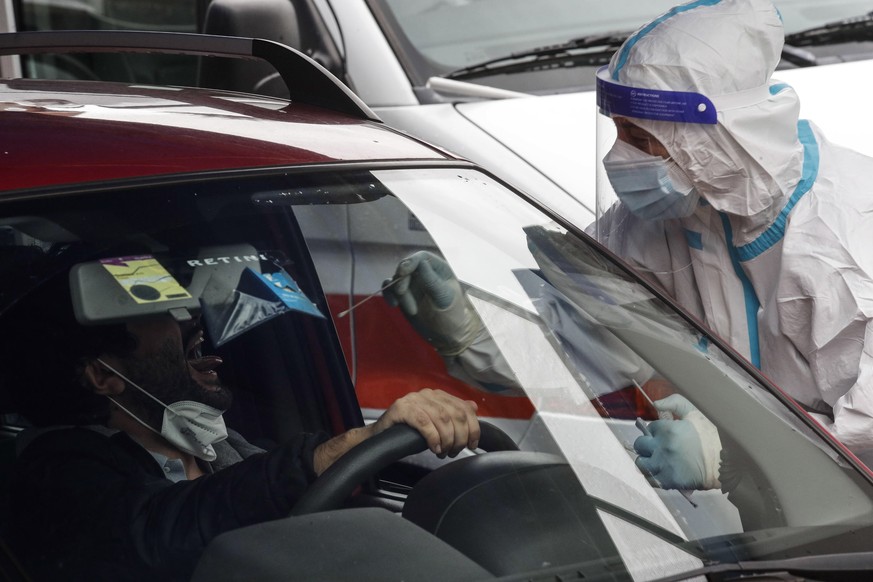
[98,358,228,461]
[603,139,700,221]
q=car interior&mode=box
[4,166,873,581]
[0,168,563,581]
[0,168,695,581]
[0,173,358,577]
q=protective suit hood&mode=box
[608,0,805,239]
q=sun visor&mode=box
[70,255,201,325]
[70,247,325,346]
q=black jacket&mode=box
[9,427,327,581]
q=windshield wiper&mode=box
[648,551,873,582]
[785,11,873,49]
[445,31,630,81]
[781,12,873,67]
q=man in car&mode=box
[386,0,873,492]
[3,272,480,581]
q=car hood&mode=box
[455,92,596,218]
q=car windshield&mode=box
[3,164,873,579]
[367,0,873,90]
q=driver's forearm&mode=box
[313,425,376,476]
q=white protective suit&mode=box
[596,0,873,455]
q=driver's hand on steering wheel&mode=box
[373,388,480,458]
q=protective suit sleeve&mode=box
[777,185,873,455]
[814,319,873,453]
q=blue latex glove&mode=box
[383,251,483,356]
[633,394,721,490]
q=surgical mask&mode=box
[98,358,228,461]
[603,139,700,221]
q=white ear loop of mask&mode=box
[98,358,173,411]
[96,358,228,460]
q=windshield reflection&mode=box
[351,168,873,573]
[6,163,873,579]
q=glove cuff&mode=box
[435,301,484,357]
[686,410,722,490]
[684,410,721,489]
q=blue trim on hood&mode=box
[735,120,819,261]
[612,0,723,81]
[770,83,790,95]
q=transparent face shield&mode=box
[594,66,717,243]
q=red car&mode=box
[1,30,873,582]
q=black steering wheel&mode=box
[291,420,518,516]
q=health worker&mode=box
[594,0,873,486]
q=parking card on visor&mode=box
[201,267,324,347]
[101,255,192,303]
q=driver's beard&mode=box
[115,339,233,428]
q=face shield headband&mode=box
[595,66,773,125]
[596,65,717,124]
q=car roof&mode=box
[0,77,452,193]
